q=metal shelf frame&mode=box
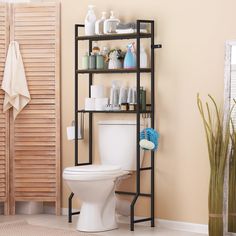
[68,20,161,231]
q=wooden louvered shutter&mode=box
[0,3,9,215]
[10,2,61,215]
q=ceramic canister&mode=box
[96,54,104,69]
[89,53,96,69]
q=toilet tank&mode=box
[98,120,144,171]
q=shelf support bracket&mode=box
[152,44,162,49]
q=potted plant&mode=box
[197,94,232,236]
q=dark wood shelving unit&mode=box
[68,20,161,231]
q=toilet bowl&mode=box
[63,120,144,232]
[63,164,128,232]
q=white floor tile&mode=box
[0,214,207,236]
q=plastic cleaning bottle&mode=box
[110,80,120,108]
[85,5,96,36]
[95,12,106,35]
[119,82,128,105]
[124,43,136,69]
[140,45,148,68]
[140,87,146,111]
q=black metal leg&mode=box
[68,192,74,223]
[130,194,139,231]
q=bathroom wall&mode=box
[60,0,236,224]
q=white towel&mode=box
[1,41,30,120]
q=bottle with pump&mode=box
[85,5,96,36]
[95,12,107,35]
[104,11,120,34]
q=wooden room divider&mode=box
[0,2,60,215]
[0,2,10,216]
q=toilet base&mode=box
[76,202,118,232]
[63,165,129,232]
[76,181,118,232]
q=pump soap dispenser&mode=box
[95,12,107,35]
[104,11,120,34]
[85,5,96,36]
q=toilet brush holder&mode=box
[67,114,84,140]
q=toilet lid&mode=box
[64,164,122,175]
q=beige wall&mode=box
[61,0,236,225]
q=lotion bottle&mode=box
[104,11,120,34]
[95,12,106,35]
[85,5,96,35]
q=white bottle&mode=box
[140,45,148,68]
[85,5,96,36]
[104,11,120,34]
[95,12,106,35]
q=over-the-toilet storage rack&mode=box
[68,20,161,231]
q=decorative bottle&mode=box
[124,43,136,69]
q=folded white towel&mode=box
[116,28,148,34]
[1,41,30,120]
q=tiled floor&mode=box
[0,214,206,236]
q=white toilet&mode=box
[63,120,144,232]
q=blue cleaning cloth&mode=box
[140,128,160,151]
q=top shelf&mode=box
[76,33,152,41]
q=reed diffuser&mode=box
[197,94,231,236]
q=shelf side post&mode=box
[130,19,142,232]
[89,40,93,164]
[150,21,155,227]
[75,25,79,166]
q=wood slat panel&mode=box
[0,2,9,214]
[11,2,60,215]
[15,197,55,202]
[15,183,56,188]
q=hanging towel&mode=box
[1,41,30,120]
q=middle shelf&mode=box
[76,68,152,74]
[77,109,152,114]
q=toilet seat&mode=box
[63,164,128,181]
